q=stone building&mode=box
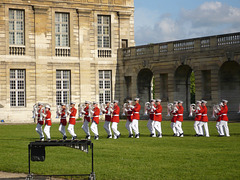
[116,32,240,120]
[0,0,135,123]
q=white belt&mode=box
[178,114,183,116]
[70,116,75,118]
[156,113,162,115]
[173,115,177,116]
[93,116,99,117]
[134,112,139,114]
[202,114,207,116]
[106,114,111,116]
[149,113,155,114]
[46,119,51,120]
[222,114,227,116]
[197,113,202,115]
[113,115,119,116]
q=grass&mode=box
[0,120,239,180]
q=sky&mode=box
[134,0,240,45]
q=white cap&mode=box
[150,99,155,102]
[106,101,111,104]
[61,103,66,106]
[128,100,133,103]
[70,102,76,105]
[38,102,43,106]
[196,101,201,104]
[156,99,161,102]
[201,100,207,104]
[219,102,224,106]
[222,99,228,103]
[93,101,98,105]
[113,100,119,103]
[173,101,178,104]
[134,98,140,101]
[45,105,51,109]
[178,100,183,104]
[85,101,90,104]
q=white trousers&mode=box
[219,120,230,136]
[44,125,51,139]
[198,122,209,137]
[125,119,133,135]
[104,121,112,136]
[112,122,120,137]
[216,122,221,135]
[147,119,155,135]
[175,121,183,134]
[90,121,99,136]
[36,123,44,138]
[132,119,139,135]
[68,124,76,137]
[154,121,162,135]
[171,122,179,135]
[194,121,201,135]
[59,124,66,136]
[82,120,90,136]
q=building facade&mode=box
[0,0,135,123]
[116,32,240,120]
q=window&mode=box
[55,13,69,47]
[122,39,128,48]
[10,69,25,107]
[97,16,111,48]
[99,70,112,104]
[9,9,24,45]
[56,70,71,105]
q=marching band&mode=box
[32,98,232,141]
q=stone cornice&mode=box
[33,5,49,14]
[77,8,92,17]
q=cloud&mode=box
[135,1,240,45]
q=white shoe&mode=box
[159,135,162,138]
[114,136,117,139]
[88,136,91,140]
[152,135,156,137]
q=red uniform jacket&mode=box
[45,110,52,126]
[37,108,44,125]
[84,106,90,122]
[92,107,100,124]
[148,105,156,121]
[112,105,120,123]
[177,106,184,122]
[61,109,67,126]
[126,107,133,122]
[219,105,228,121]
[194,106,202,121]
[200,106,208,122]
[69,107,77,125]
[171,111,178,122]
[155,104,162,122]
[104,106,112,122]
[133,103,141,120]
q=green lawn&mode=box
[0,120,239,180]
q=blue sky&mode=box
[134,0,240,45]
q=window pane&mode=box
[9,10,14,19]
[56,70,61,79]
[9,21,14,30]
[62,24,68,33]
[103,36,110,48]
[103,16,109,24]
[18,91,25,106]
[105,91,111,102]
[99,81,103,89]
[105,81,110,89]
[10,91,16,106]
[99,71,103,79]
[103,26,109,35]
[55,13,60,22]
[104,71,110,79]
[99,93,103,104]
[10,70,15,78]
[63,81,69,89]
[16,10,23,20]
[16,32,24,45]
[56,91,62,105]
[97,26,102,35]
[97,16,102,24]
[63,71,69,79]
[98,36,102,48]
[17,80,24,89]
[55,24,60,33]
[17,70,24,78]
[16,21,23,30]
[9,32,15,44]
[10,80,15,89]
[55,35,60,46]
[56,81,61,89]
[62,13,68,22]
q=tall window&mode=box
[10,69,25,107]
[55,13,69,47]
[9,9,24,45]
[56,70,71,105]
[97,15,111,48]
[99,70,112,104]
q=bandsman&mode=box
[125,100,134,138]
[175,100,184,137]
[132,98,141,138]
[90,102,100,140]
[154,99,163,138]
[35,103,44,141]
[59,103,67,140]
[103,101,113,138]
[171,101,179,136]
[216,102,223,135]
[193,101,202,136]
[219,100,230,137]
[147,99,156,137]
[82,101,91,139]
[198,100,210,137]
[111,100,121,139]
[43,105,52,141]
[67,102,77,140]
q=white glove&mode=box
[42,113,47,118]
[130,105,134,109]
[110,109,114,113]
[81,110,86,114]
[197,107,201,110]
[91,110,94,114]
[68,111,71,114]
[102,109,106,112]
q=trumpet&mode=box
[189,104,196,117]
[212,104,221,118]
[144,102,150,115]
[167,103,173,116]
[122,103,128,116]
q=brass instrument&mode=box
[100,103,106,115]
[189,104,196,117]
[78,103,86,118]
[56,105,61,118]
[167,103,173,116]
[212,104,222,118]
[32,104,38,119]
[107,103,114,115]
[122,103,128,116]
[89,102,93,117]
[144,102,150,115]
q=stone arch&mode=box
[174,65,193,114]
[219,61,240,116]
[137,68,153,115]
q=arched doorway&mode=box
[219,61,240,118]
[174,65,193,115]
[137,68,153,115]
